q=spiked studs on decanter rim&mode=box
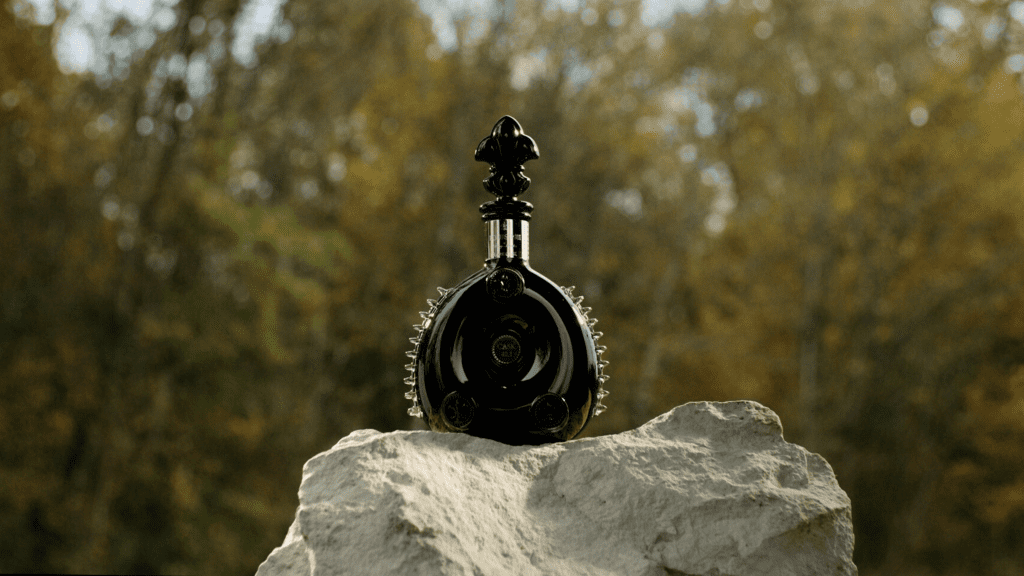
[404,116,608,445]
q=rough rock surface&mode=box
[256,401,857,576]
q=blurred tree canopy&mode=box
[2,0,1024,573]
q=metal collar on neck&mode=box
[486,219,529,263]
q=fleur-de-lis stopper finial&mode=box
[475,116,539,220]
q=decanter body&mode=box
[405,116,608,445]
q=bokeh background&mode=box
[2,0,1024,573]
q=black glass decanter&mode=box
[403,116,608,445]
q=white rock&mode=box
[256,401,857,576]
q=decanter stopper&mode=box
[475,115,538,220]
[404,116,609,445]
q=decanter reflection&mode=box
[404,116,608,445]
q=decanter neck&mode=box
[486,217,529,264]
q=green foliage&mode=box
[2,0,1024,574]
